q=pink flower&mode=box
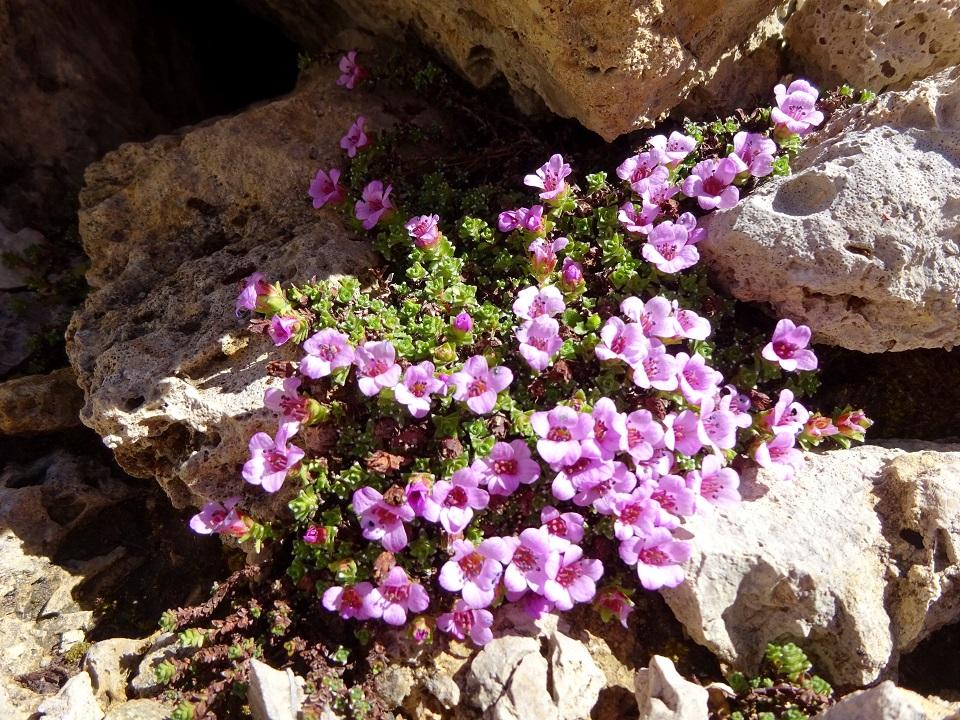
[474,440,541,496]
[619,528,691,590]
[531,405,593,466]
[618,200,660,235]
[595,588,634,628]
[612,486,657,541]
[370,567,430,626]
[300,328,354,379]
[493,528,560,594]
[528,236,568,279]
[264,377,311,423]
[621,296,676,339]
[663,410,704,457]
[394,361,446,418]
[517,316,562,372]
[352,486,416,552]
[675,352,723,404]
[729,132,776,177]
[452,311,472,333]
[405,214,441,249]
[764,388,810,436]
[512,285,565,320]
[540,506,585,544]
[681,158,740,210]
[648,131,697,166]
[560,258,584,291]
[836,409,872,438]
[438,539,504,609]
[672,301,711,340]
[340,116,370,158]
[590,397,627,458]
[646,181,680,206]
[450,355,513,415]
[630,343,680,392]
[551,442,617,503]
[189,498,248,537]
[576,462,637,514]
[697,394,739,452]
[235,272,271,316]
[323,582,380,620]
[354,340,401,396]
[405,478,436,518]
[242,421,304,493]
[437,600,494,645]
[355,180,394,230]
[617,151,670,196]
[687,454,740,509]
[595,317,649,365]
[529,544,603,611]
[762,319,818,371]
[754,432,805,482]
[427,467,490,534]
[524,153,572,201]
[336,50,365,89]
[309,168,346,208]
[268,315,299,346]
[624,410,665,464]
[650,474,698,518]
[772,80,824,136]
[642,219,700,274]
[500,205,546,234]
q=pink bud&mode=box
[453,312,473,333]
[561,258,583,289]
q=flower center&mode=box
[381,583,410,604]
[445,486,468,508]
[529,336,548,351]
[658,242,678,260]
[621,504,642,524]
[373,507,398,525]
[453,609,474,632]
[493,459,518,476]
[513,546,537,572]
[638,548,670,566]
[366,359,388,377]
[556,562,583,588]
[610,334,626,353]
[702,176,725,196]
[341,587,362,610]
[564,457,590,476]
[594,420,607,440]
[317,343,337,361]
[547,427,572,442]
[459,551,483,578]
[411,381,427,397]
[652,489,675,512]
[468,379,487,397]
[772,340,797,358]
[265,449,290,472]
[546,517,567,536]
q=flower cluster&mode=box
[192,60,868,649]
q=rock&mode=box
[247,658,306,720]
[548,630,607,720]
[420,672,460,710]
[634,656,708,720]
[66,62,401,512]
[103,700,172,720]
[466,634,543,713]
[0,221,43,289]
[784,0,960,94]
[701,65,960,352]
[497,651,556,720]
[0,368,83,435]
[84,638,145,706]
[372,665,414,709]
[815,681,960,720]
[247,0,783,140]
[36,672,104,720]
[660,443,960,686]
[129,633,194,698]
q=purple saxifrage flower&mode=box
[517,315,563,372]
[618,200,659,235]
[352,486,416,552]
[405,214,441,249]
[300,328,354,379]
[531,405,593,467]
[681,157,740,210]
[754,432,805,482]
[473,440,541,496]
[524,153,572,201]
[438,539,504,609]
[308,168,347,208]
[340,116,370,158]
[268,315,299,346]
[189,497,248,537]
[355,180,394,230]
[264,376,311,423]
[729,132,776,177]
[437,600,494,645]
[354,340,401,397]
[450,355,513,415]
[595,317,648,365]
[336,50,365,89]
[530,544,603,611]
[590,397,627,458]
[369,567,430,626]
[322,582,379,620]
[617,151,670,196]
[427,467,490,534]
[513,285,565,320]
[540,506,585,543]
[394,361,446,419]
[648,131,697,166]
[772,79,824,136]
[642,219,700,274]
[619,527,692,590]
[242,421,304,493]
[762,318,818,371]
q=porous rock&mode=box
[103,699,172,720]
[701,65,960,352]
[634,655,708,720]
[247,0,783,140]
[36,672,104,720]
[66,63,406,512]
[784,0,960,94]
[83,637,145,706]
[0,368,83,435]
[660,443,960,686]
[815,681,960,720]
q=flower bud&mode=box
[453,311,473,333]
[560,258,584,291]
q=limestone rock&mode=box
[815,681,960,720]
[84,638,145,706]
[701,65,960,352]
[784,0,960,94]
[635,655,708,720]
[103,700,172,720]
[247,658,305,720]
[36,672,104,720]
[466,634,543,714]
[129,634,194,698]
[661,443,960,686]
[0,368,83,435]
[548,630,607,720]
[247,0,783,140]
[66,63,411,511]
